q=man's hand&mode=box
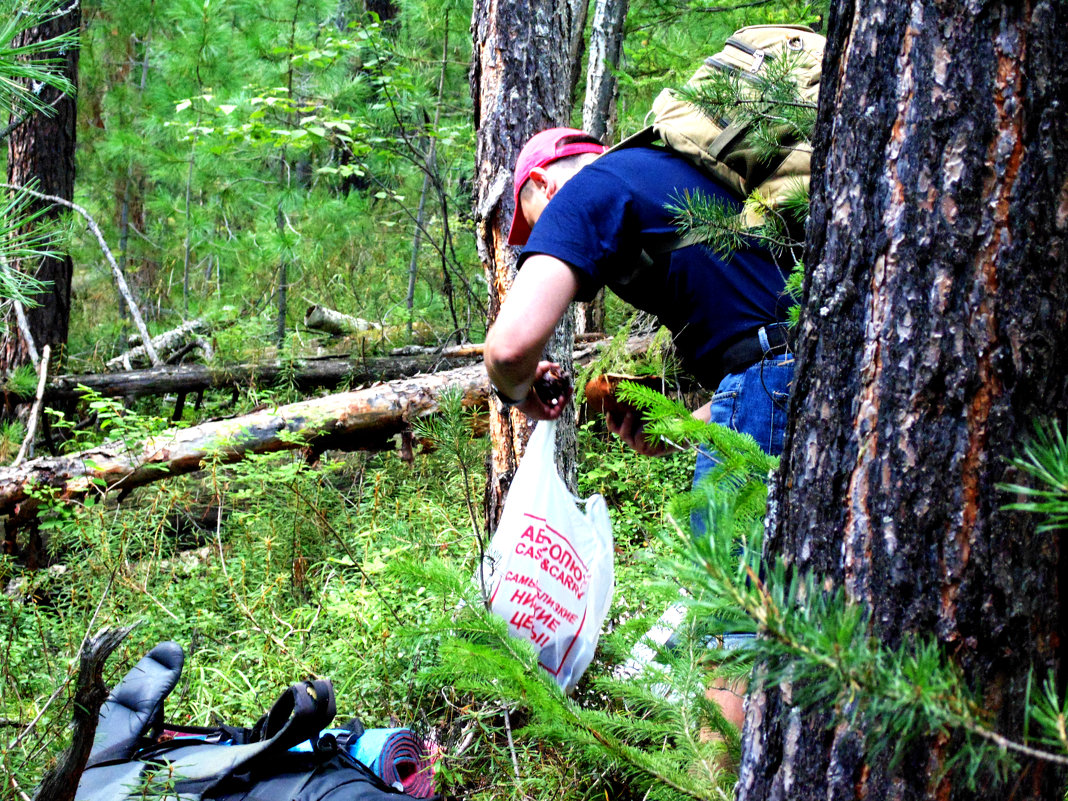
[513,361,573,421]
[606,409,677,456]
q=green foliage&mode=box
[410,558,736,801]
[664,428,1068,788]
[615,0,823,139]
[17,1,1067,799]
[411,387,487,541]
[70,0,481,367]
[0,418,26,462]
[0,5,68,315]
[575,318,680,407]
[676,48,817,162]
[3,363,38,397]
[0,1,76,120]
[1001,420,1068,531]
[659,17,823,323]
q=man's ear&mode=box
[527,166,555,198]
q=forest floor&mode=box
[1,399,740,801]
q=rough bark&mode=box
[471,0,582,531]
[737,2,1068,799]
[1,3,80,373]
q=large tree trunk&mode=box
[471,0,582,531]
[1,3,80,373]
[737,2,1068,799]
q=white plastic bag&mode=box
[480,419,614,691]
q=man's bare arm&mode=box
[484,255,579,418]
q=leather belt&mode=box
[718,324,791,377]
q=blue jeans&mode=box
[691,340,794,534]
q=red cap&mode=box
[506,127,605,246]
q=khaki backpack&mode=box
[613,24,825,232]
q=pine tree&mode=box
[1,0,80,374]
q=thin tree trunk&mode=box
[582,0,626,143]
[276,211,288,348]
[472,0,583,531]
[1,2,80,375]
[566,0,591,107]
[116,178,130,322]
[407,141,431,336]
[408,24,451,337]
[738,2,1068,798]
[182,133,196,315]
[577,0,627,334]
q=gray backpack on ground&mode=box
[75,642,433,801]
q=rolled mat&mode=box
[352,727,435,798]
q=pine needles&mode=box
[414,397,1068,797]
[1001,419,1068,531]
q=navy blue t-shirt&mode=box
[519,146,790,386]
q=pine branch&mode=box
[668,506,1068,779]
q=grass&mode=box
[0,416,731,801]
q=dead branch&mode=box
[1,184,159,367]
[106,319,208,372]
[30,625,135,801]
[13,345,49,465]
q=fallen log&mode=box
[44,351,484,402]
[303,305,380,335]
[303,305,435,345]
[106,320,209,372]
[0,362,492,527]
[386,334,601,359]
[1,334,650,529]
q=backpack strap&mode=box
[608,125,660,153]
[706,119,751,161]
[85,641,185,769]
[158,679,337,791]
[251,678,336,745]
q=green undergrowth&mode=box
[0,404,738,801]
[6,398,1067,799]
